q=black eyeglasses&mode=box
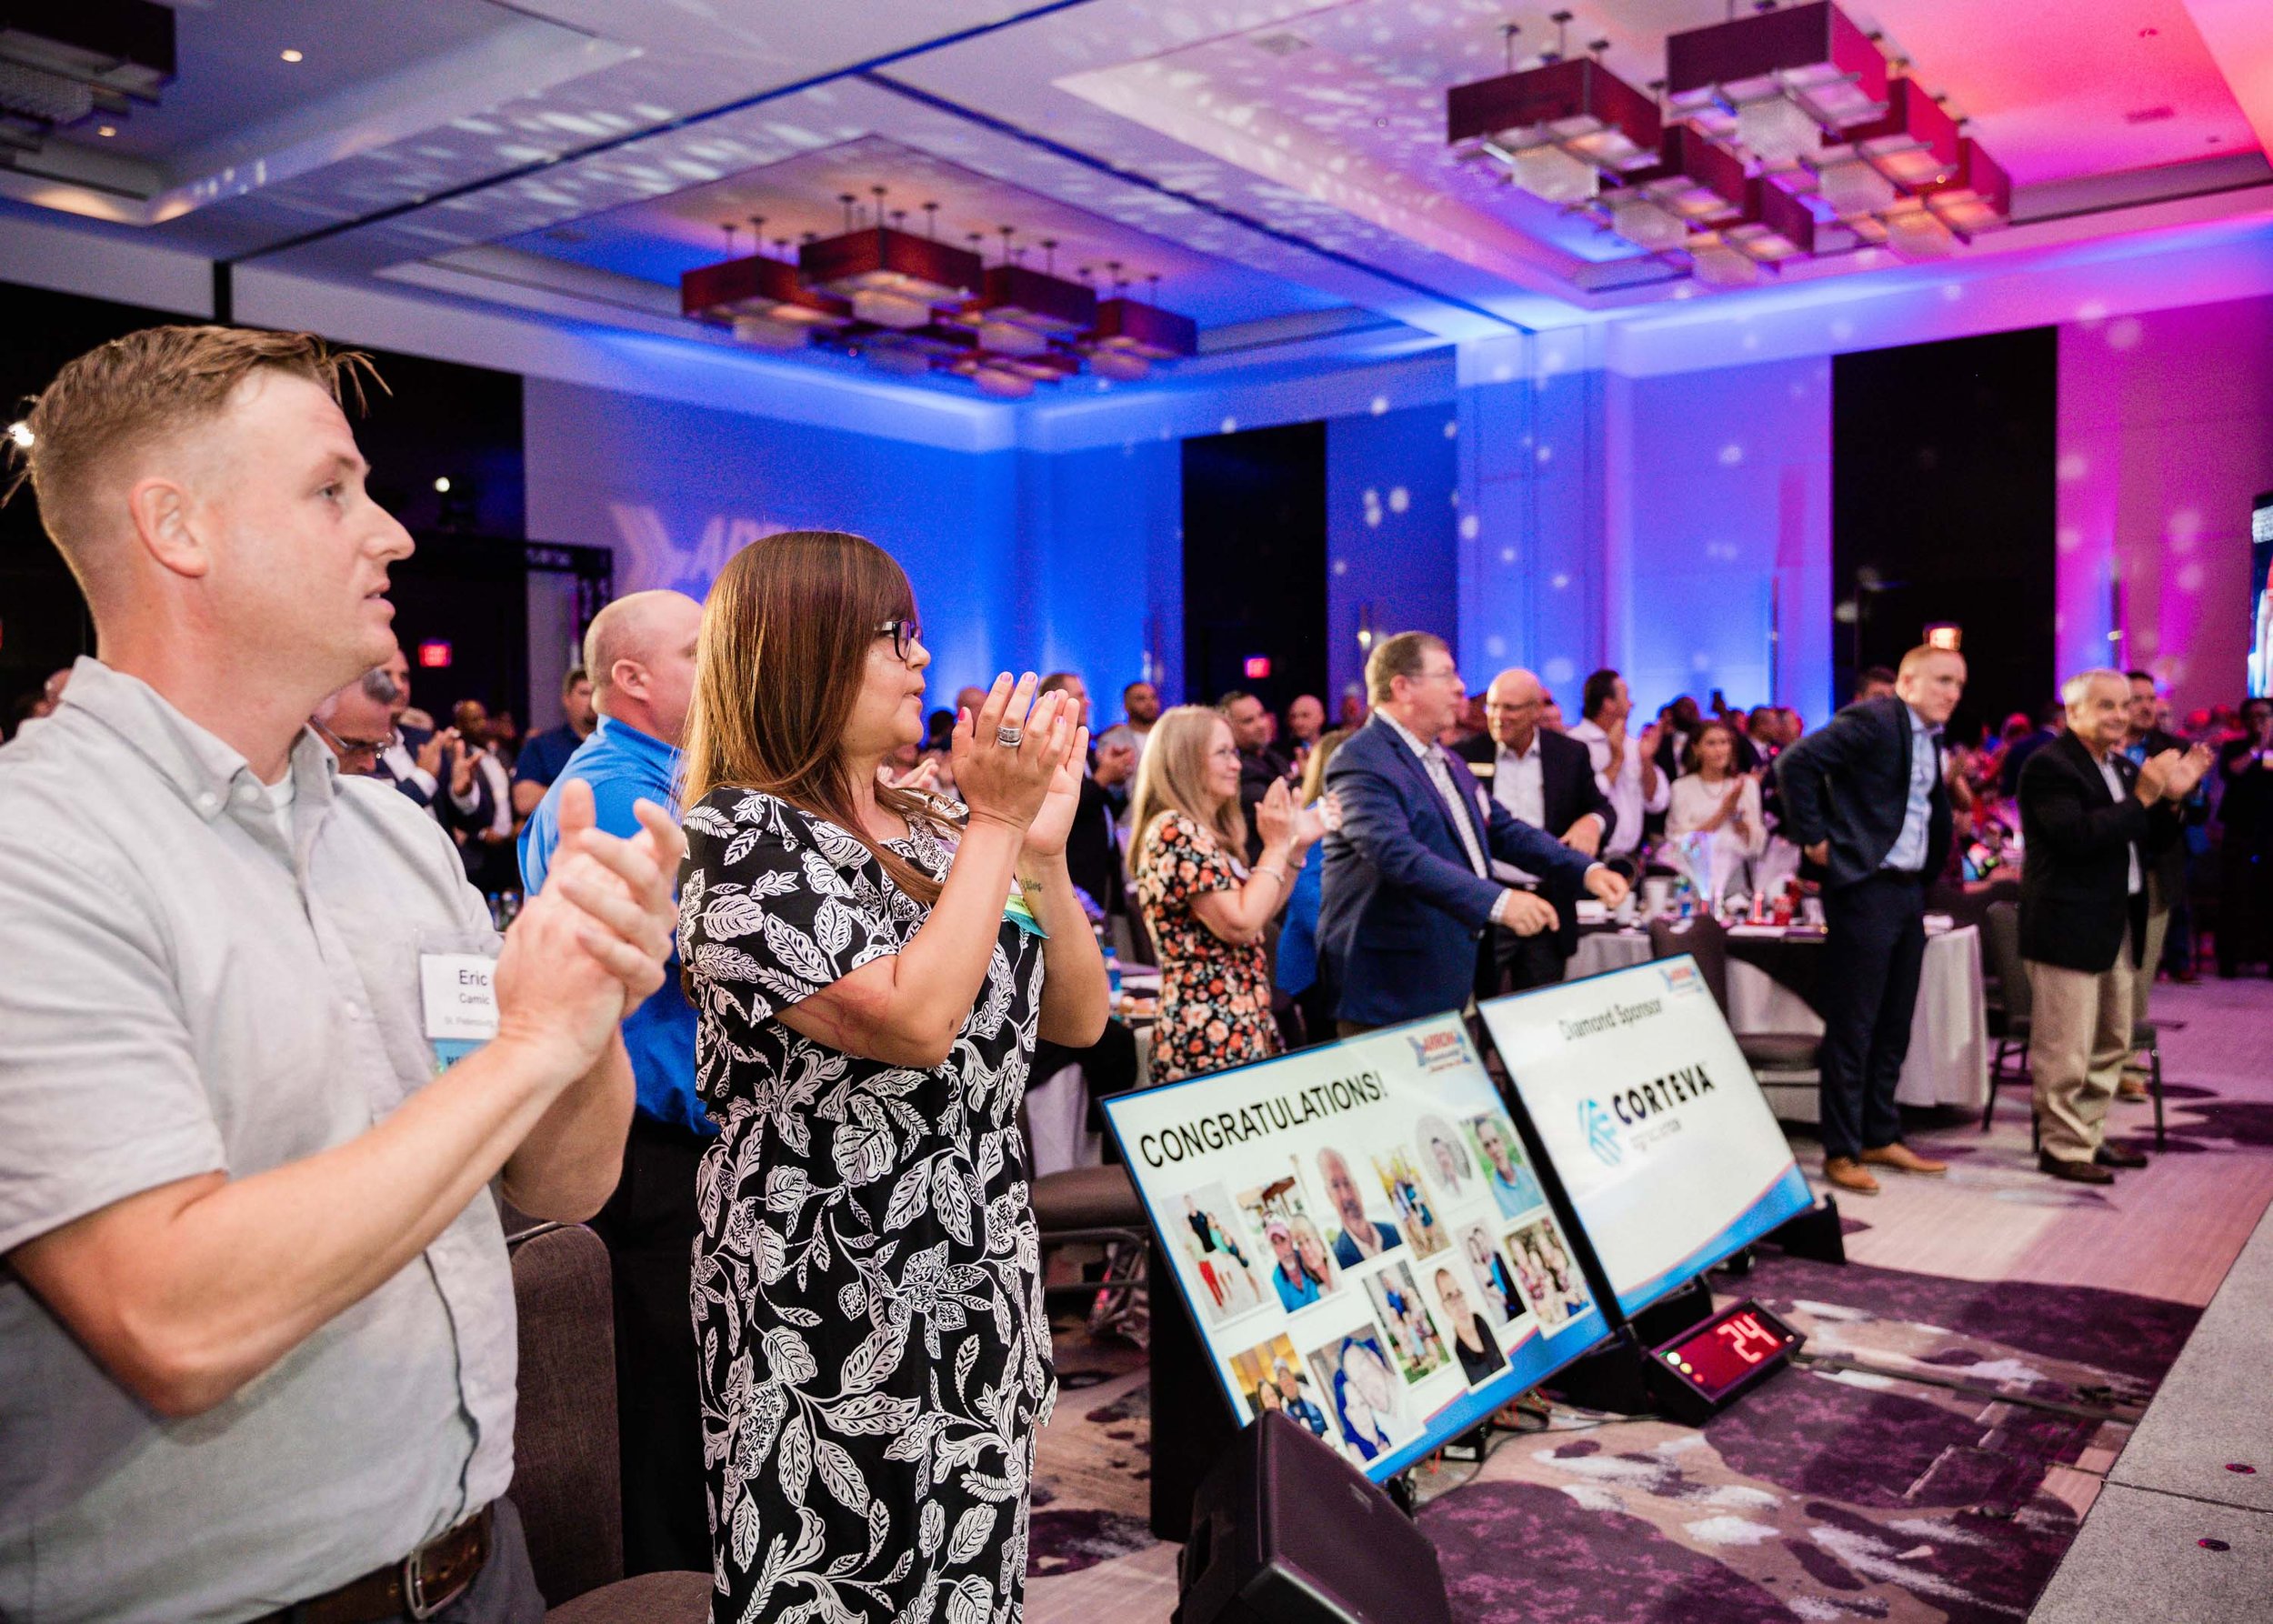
[875,619,922,663]
[312,718,390,759]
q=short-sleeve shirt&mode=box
[0,658,515,1624]
[1133,811,1281,1084]
[511,722,584,788]
[518,717,708,1136]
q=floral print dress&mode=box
[1133,810,1283,1083]
[679,788,1053,1624]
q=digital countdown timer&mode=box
[1647,1301,1803,1425]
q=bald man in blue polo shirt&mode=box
[520,587,707,1575]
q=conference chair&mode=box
[1646,915,1821,1086]
[2128,1009,2170,1152]
[1979,900,2035,1144]
[506,1223,711,1622]
[1018,1102,1148,1330]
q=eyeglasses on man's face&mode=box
[313,718,390,760]
[875,619,923,663]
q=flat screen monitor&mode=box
[1477,956,1816,1319]
[1103,1014,1611,1482]
[2250,490,2272,699]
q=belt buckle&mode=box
[403,1538,472,1622]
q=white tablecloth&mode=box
[1567,925,1988,1123]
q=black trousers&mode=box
[1817,870,1927,1162]
[586,1114,712,1576]
[1476,927,1567,1001]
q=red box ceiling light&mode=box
[1666,1,1889,165]
[1079,297,1197,381]
[1800,77,1961,219]
[799,225,984,330]
[680,253,852,347]
[1599,125,1749,250]
[1449,56,1665,203]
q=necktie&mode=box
[1425,747,1490,878]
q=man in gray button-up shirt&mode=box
[0,326,682,1623]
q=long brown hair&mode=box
[682,530,945,904]
[1126,704,1247,866]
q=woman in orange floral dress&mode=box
[1129,705,1319,1082]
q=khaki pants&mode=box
[2132,877,2171,1029]
[2028,927,2135,1164]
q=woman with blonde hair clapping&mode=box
[1128,704,1320,1082]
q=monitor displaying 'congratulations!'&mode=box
[1103,1014,1612,1483]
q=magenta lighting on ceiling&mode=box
[678,195,1195,395]
[1447,1,2011,292]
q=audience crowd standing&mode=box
[9,322,2273,1623]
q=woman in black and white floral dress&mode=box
[676,531,1107,1624]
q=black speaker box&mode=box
[1174,1411,1453,1624]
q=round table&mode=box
[1569,924,1989,1123]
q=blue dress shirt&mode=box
[1881,705,1940,873]
[513,722,585,789]
[519,717,711,1136]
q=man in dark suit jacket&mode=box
[1775,645,1966,1196]
[1320,633,1628,1032]
[1457,667,1617,994]
[2018,671,2207,1183]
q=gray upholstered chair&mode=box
[1647,913,1822,1078]
[506,1222,712,1623]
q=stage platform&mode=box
[2030,1181,2273,1623]
[1026,975,2273,1623]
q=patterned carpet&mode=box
[1028,1253,2201,1620]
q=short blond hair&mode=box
[7,326,375,597]
[1897,644,1962,680]
[1366,631,1448,705]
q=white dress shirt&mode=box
[1568,718,1667,856]
[2094,754,2143,895]
[1488,737,1546,884]
[1378,713,1490,877]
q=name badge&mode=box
[420,952,499,1069]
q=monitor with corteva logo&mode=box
[1102,1014,1611,1483]
[1477,957,1815,1318]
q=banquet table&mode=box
[1567,923,1989,1123]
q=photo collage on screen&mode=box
[1176,1099,1592,1472]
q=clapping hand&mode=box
[1021,722,1092,860]
[881,757,941,795]
[953,674,1076,836]
[2162,743,2214,801]
[1255,777,1296,853]
[2137,749,2180,803]
[494,780,684,1073]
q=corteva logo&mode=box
[1581,1098,1624,1166]
[1607,1064,1718,1126]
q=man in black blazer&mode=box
[1775,645,1965,1196]
[2018,670,2208,1183]
[1457,667,1617,994]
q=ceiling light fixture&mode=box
[279,48,303,63]
[1448,26,1663,204]
[1665,1,1888,163]
[799,188,983,332]
[1922,138,2010,238]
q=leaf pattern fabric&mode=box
[1132,810,1284,1083]
[681,789,1053,1624]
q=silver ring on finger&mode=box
[996,726,1025,747]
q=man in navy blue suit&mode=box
[1776,644,1965,1196]
[1319,632,1629,1033]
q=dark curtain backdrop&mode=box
[0,281,528,733]
[1181,422,1328,716]
[1832,327,2058,743]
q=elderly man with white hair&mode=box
[2017,668,2210,1184]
